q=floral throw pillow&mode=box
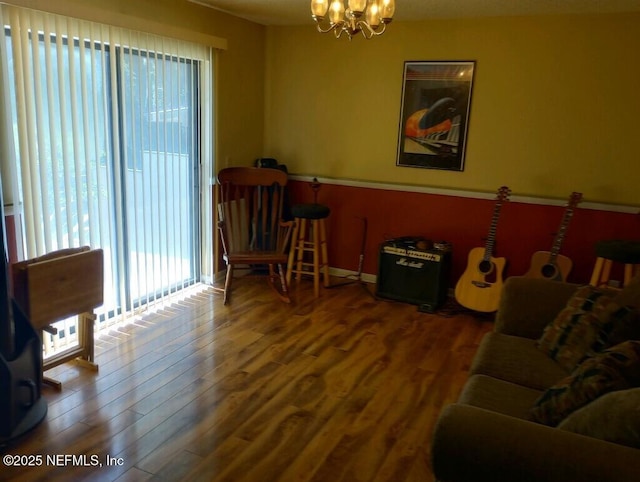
[537,285,621,371]
[530,340,640,426]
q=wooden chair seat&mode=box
[225,252,289,264]
[216,167,293,304]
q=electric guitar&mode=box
[524,192,582,282]
[455,186,511,313]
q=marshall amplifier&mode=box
[376,238,451,312]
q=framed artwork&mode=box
[396,61,476,171]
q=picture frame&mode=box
[396,61,476,171]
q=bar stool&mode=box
[286,203,331,297]
[590,239,640,288]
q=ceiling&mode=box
[188,0,640,26]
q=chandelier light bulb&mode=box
[348,0,368,15]
[366,1,381,27]
[311,0,395,39]
[329,0,345,24]
[380,0,395,21]
[311,0,329,19]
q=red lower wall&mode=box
[9,183,640,290]
[287,180,640,287]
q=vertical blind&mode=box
[0,4,214,330]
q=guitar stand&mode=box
[327,216,375,299]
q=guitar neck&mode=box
[547,191,582,262]
[484,202,503,260]
[548,210,573,260]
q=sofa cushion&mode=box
[493,277,580,339]
[537,285,621,371]
[558,388,640,449]
[530,340,640,427]
[470,332,568,390]
[458,374,543,420]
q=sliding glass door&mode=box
[1,7,209,327]
[118,47,200,311]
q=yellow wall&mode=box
[264,13,640,206]
[4,0,267,173]
[5,2,640,206]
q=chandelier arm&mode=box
[357,21,373,39]
[357,20,387,38]
[373,22,387,36]
[312,13,390,39]
[315,21,341,34]
[335,25,351,40]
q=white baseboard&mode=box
[211,267,377,285]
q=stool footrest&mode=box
[290,261,329,269]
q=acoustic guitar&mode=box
[455,186,511,313]
[524,192,582,282]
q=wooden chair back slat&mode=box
[216,167,291,304]
[218,167,288,254]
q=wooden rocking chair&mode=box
[216,167,293,304]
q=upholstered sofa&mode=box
[431,276,640,482]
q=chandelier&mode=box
[310,0,396,40]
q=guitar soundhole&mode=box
[478,260,494,277]
[541,264,558,279]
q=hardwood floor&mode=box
[1,277,493,482]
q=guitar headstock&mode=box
[568,192,583,208]
[496,186,511,202]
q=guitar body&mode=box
[455,247,507,313]
[523,192,581,283]
[524,251,573,282]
